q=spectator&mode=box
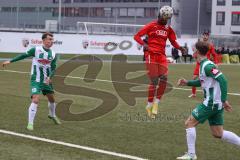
[182,43,193,63]
[171,47,180,63]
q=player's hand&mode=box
[2,61,10,68]
[45,77,52,85]
[177,78,188,86]
[179,47,186,55]
[223,101,232,112]
[143,43,149,51]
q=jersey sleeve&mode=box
[187,79,201,87]
[134,22,152,45]
[205,64,227,102]
[168,26,180,49]
[10,48,35,63]
[49,54,58,78]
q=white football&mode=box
[167,57,175,63]
[159,6,173,19]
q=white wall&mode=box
[0,32,197,56]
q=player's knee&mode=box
[184,120,190,128]
[212,133,222,139]
[211,131,222,139]
[185,119,195,128]
[31,95,40,104]
[32,99,39,104]
[159,75,167,82]
[47,95,55,103]
[151,77,159,86]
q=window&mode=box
[1,7,12,12]
[136,8,144,17]
[232,12,240,25]
[127,8,144,17]
[145,8,157,17]
[39,7,52,12]
[119,8,127,16]
[216,12,225,25]
[19,7,37,12]
[127,8,135,17]
[232,0,240,5]
[53,0,72,3]
[63,0,72,3]
[217,0,225,5]
[112,8,119,17]
[104,8,111,17]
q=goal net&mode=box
[76,22,144,36]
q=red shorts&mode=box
[193,63,200,75]
[144,52,168,78]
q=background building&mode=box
[211,0,240,35]
[0,0,213,36]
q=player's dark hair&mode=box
[202,30,210,36]
[195,41,209,56]
[42,32,53,40]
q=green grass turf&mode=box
[0,60,239,160]
[0,52,144,61]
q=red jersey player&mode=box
[134,6,185,119]
[189,31,219,98]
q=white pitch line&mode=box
[0,129,147,160]
[1,69,240,96]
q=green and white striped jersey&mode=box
[199,59,223,107]
[10,46,57,83]
[187,58,227,109]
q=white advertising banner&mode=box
[0,32,197,56]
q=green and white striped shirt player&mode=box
[10,46,57,84]
[187,59,227,109]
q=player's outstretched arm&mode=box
[177,78,188,86]
[6,48,35,65]
[2,60,11,68]
[178,78,201,87]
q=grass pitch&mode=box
[0,59,239,160]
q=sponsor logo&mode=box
[22,38,30,47]
[137,43,142,50]
[193,108,199,117]
[211,68,219,75]
[82,40,89,49]
[156,30,167,36]
[30,39,63,45]
[38,59,51,65]
[81,40,132,51]
[32,88,37,93]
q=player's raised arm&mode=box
[2,48,35,68]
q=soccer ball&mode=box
[159,6,173,19]
[167,57,175,63]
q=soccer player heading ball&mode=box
[177,41,240,160]
[134,6,186,119]
[2,32,61,131]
